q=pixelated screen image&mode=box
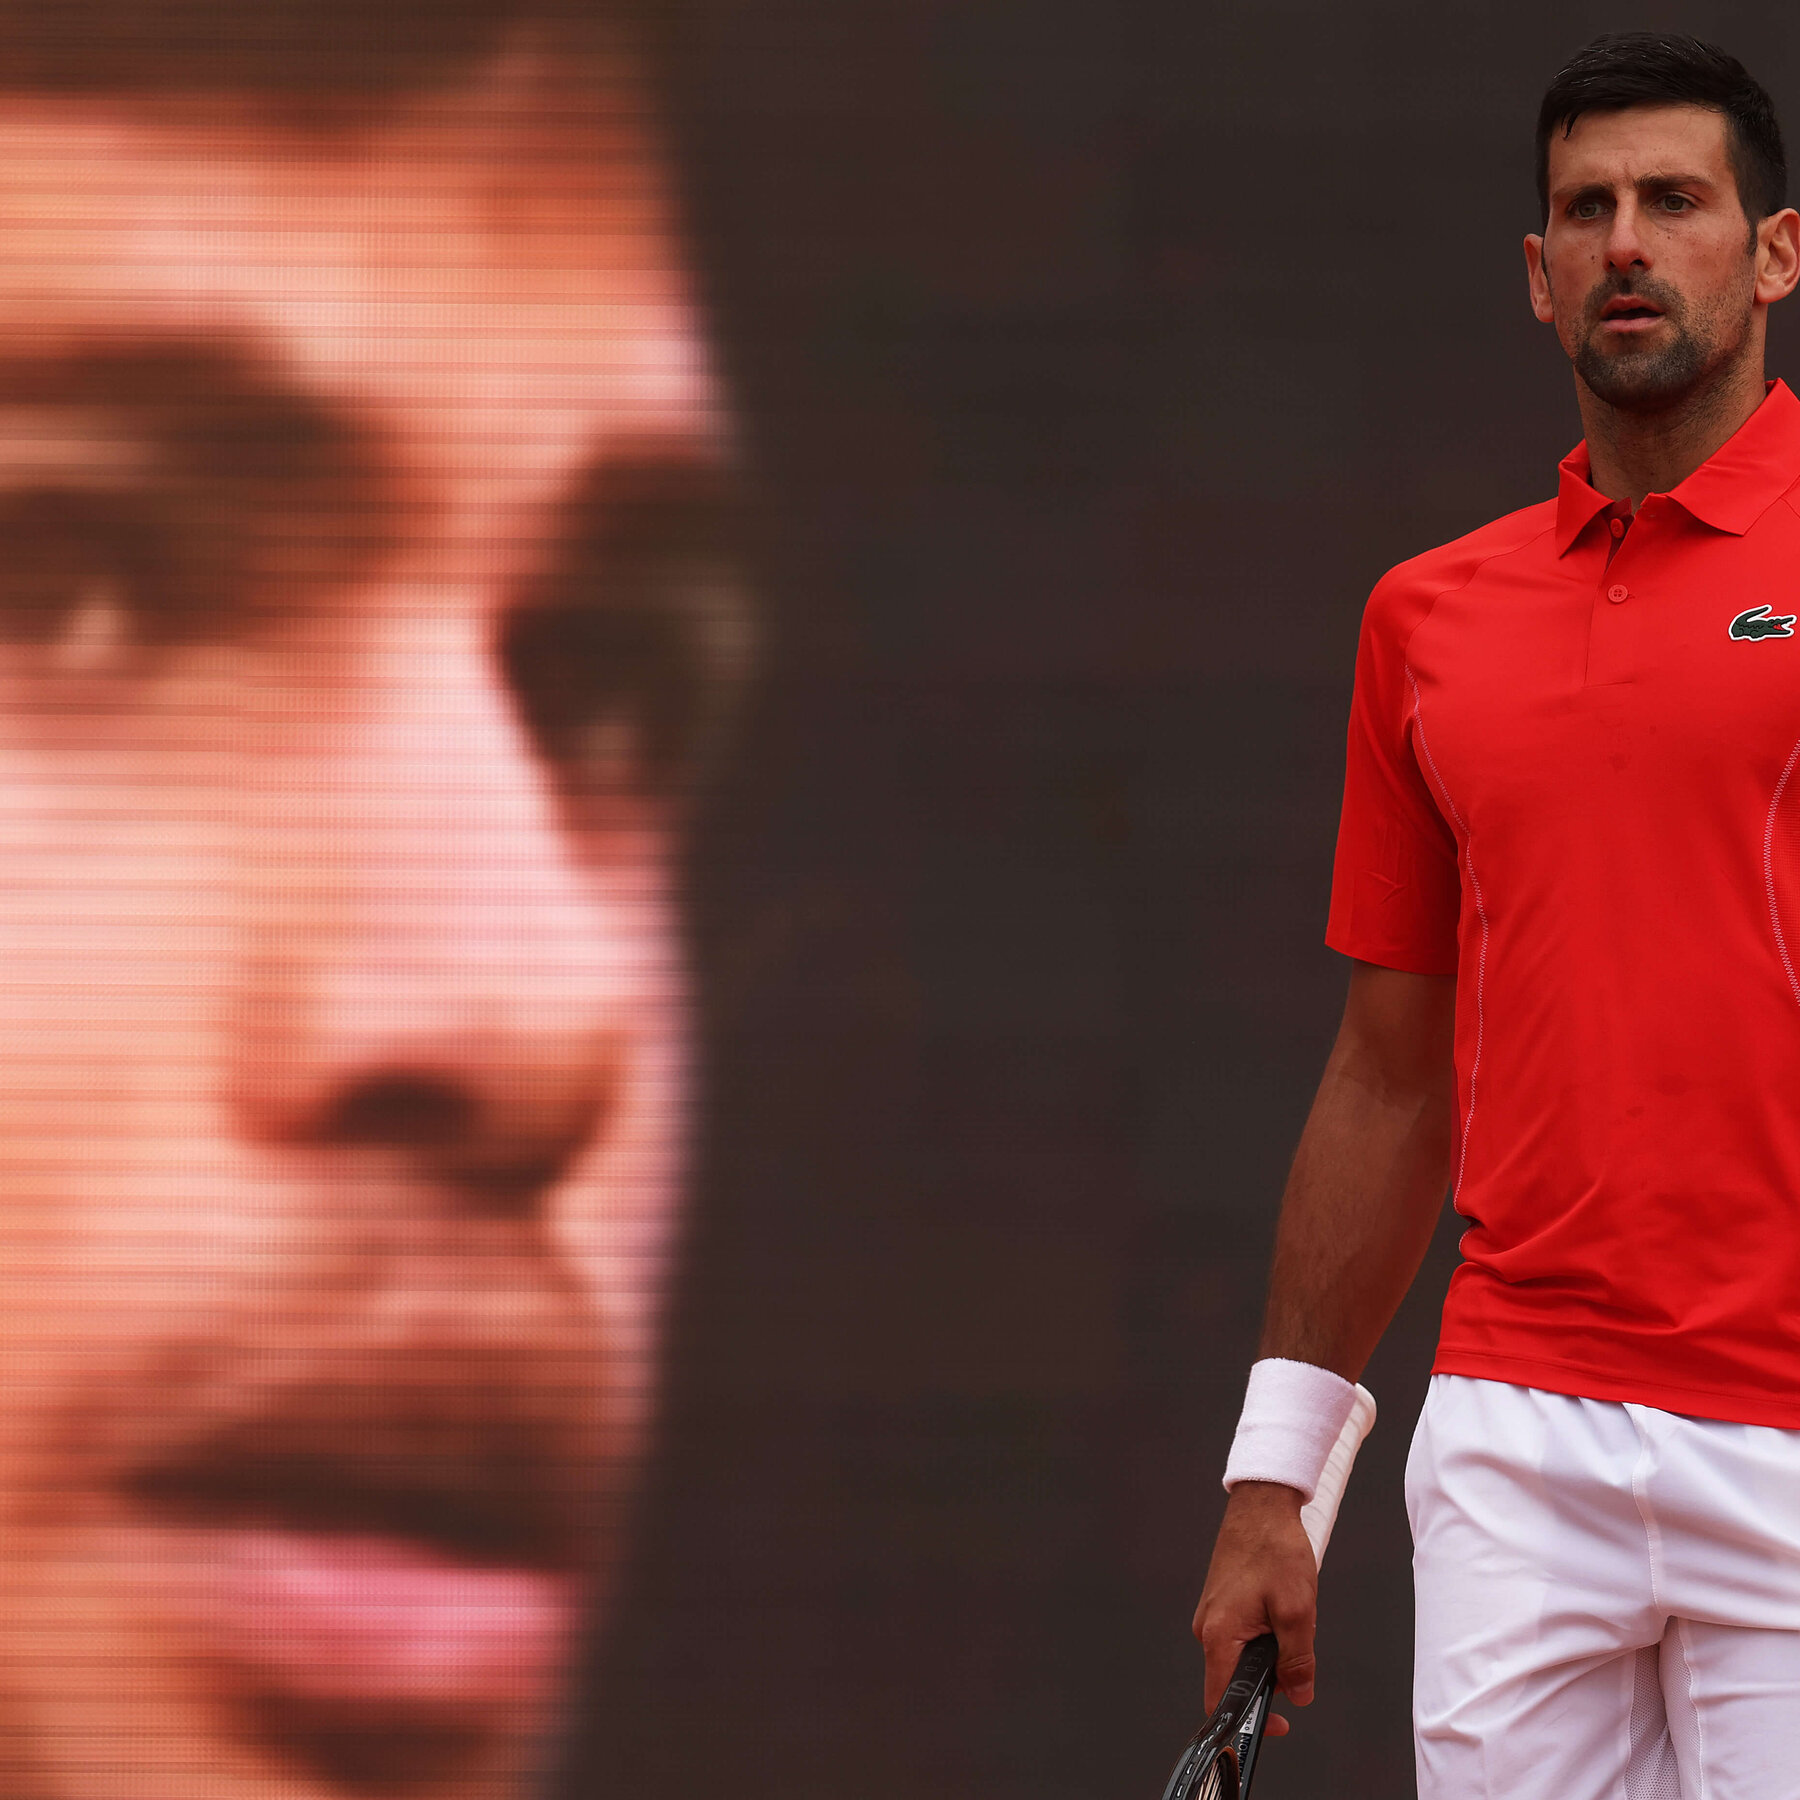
[7,3,1800,1799]
[0,6,741,1796]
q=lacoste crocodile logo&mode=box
[1729,605,1797,641]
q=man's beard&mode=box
[1569,270,1751,414]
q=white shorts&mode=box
[1408,1374,1800,1799]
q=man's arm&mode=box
[1191,960,1456,1728]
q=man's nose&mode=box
[1604,197,1652,272]
[231,597,671,1206]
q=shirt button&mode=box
[1610,518,1625,538]
[1608,583,1629,603]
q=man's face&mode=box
[1526,103,1764,411]
[0,49,730,1800]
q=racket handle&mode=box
[1298,1383,1375,1567]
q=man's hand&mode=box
[1192,1481,1318,1736]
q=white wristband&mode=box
[1223,1359,1376,1566]
[1300,1382,1376,1565]
[1222,1357,1370,1504]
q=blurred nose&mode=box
[233,594,669,1209]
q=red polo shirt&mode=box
[1328,379,1800,1427]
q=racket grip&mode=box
[1298,1383,1375,1567]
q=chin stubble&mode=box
[1566,270,1753,414]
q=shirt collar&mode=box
[1554,378,1800,556]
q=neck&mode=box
[1578,344,1767,509]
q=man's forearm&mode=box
[1197,965,1454,1712]
[1257,970,1456,1380]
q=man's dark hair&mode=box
[1536,33,1787,231]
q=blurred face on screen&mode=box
[0,39,734,1800]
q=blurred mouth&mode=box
[123,1392,605,1759]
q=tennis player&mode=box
[1195,33,1800,1797]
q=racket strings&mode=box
[1192,1751,1236,1800]
[1165,1743,1238,1800]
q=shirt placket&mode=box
[1586,499,1650,687]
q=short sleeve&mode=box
[1324,576,1461,974]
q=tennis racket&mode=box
[1158,1383,1376,1799]
[1160,1630,1277,1800]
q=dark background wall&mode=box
[573,5,1800,1794]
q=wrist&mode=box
[1224,1478,1306,1510]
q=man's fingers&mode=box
[1196,1592,1317,1709]
[1268,1595,1317,1707]
[1274,1644,1317,1707]
[1196,1617,1250,1714]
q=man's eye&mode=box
[0,488,187,663]
[1571,198,1606,220]
[1659,194,1693,212]
[499,564,749,806]
[500,596,689,800]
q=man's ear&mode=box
[1755,207,1800,306]
[1524,232,1556,325]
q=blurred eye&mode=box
[498,559,749,808]
[1660,193,1693,212]
[0,486,207,667]
[1571,197,1606,221]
